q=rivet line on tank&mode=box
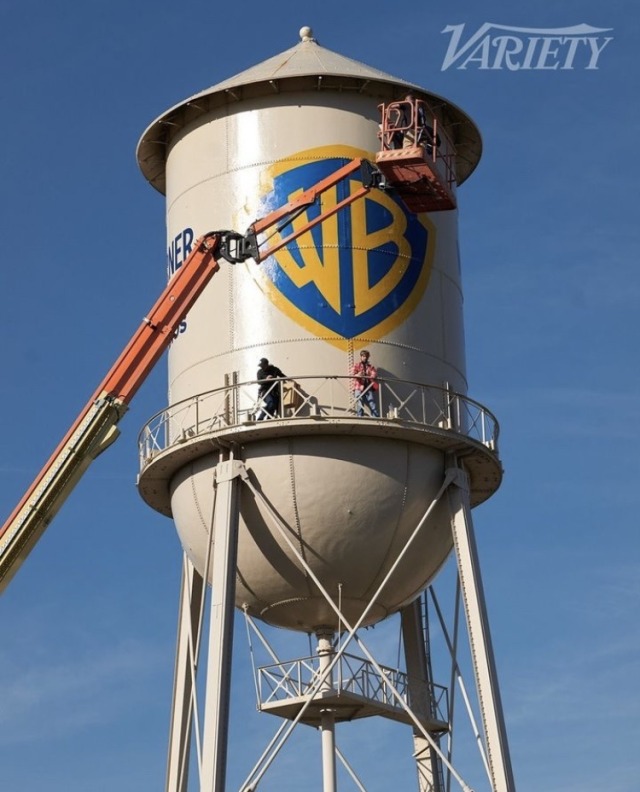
[228,262,236,350]
[189,461,212,534]
[287,244,414,260]
[214,156,328,179]
[228,337,343,352]
[286,448,309,583]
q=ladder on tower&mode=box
[420,590,447,792]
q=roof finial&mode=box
[299,26,315,43]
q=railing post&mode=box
[223,374,230,425]
[231,371,239,425]
[443,381,452,429]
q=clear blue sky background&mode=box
[0,1,637,790]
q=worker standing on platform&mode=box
[387,92,440,158]
[257,357,286,420]
[399,92,440,156]
[352,350,379,417]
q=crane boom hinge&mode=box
[216,231,259,265]
[360,158,385,189]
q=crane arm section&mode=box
[0,156,382,594]
[0,233,222,593]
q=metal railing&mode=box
[378,98,457,194]
[138,376,499,468]
[256,651,449,724]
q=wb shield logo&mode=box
[256,146,435,344]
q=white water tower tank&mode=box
[136,27,501,632]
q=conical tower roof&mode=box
[193,26,417,92]
[137,26,481,193]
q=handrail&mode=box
[378,98,457,191]
[256,651,449,725]
[138,375,499,469]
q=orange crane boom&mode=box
[0,157,382,593]
[0,232,222,592]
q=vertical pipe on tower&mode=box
[317,631,337,792]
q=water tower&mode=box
[136,27,514,792]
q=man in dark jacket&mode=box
[257,357,285,420]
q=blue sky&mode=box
[0,1,638,790]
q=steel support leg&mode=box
[241,469,476,792]
[200,459,245,792]
[401,599,443,792]
[166,556,205,792]
[447,465,516,792]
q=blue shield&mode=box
[256,149,435,342]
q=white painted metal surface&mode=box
[138,28,484,633]
[137,27,481,193]
[448,467,516,792]
[167,461,515,792]
[165,556,204,792]
[200,458,244,792]
[138,28,515,792]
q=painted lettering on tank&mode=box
[167,228,194,339]
[167,227,194,277]
[172,320,187,339]
[253,146,436,347]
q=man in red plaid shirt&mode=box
[352,350,379,417]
